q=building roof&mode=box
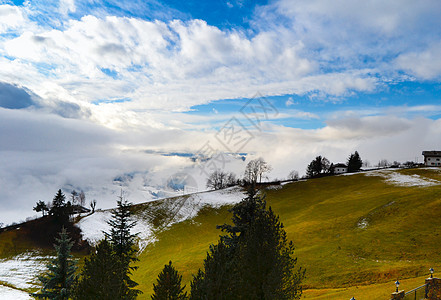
[334,163,347,168]
[422,151,441,157]
[71,205,91,214]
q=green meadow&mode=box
[133,168,441,298]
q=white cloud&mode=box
[59,0,76,16]
[0,10,378,119]
[395,40,441,80]
[0,5,27,34]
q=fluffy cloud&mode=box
[1,0,441,116]
[395,40,441,80]
[1,1,441,225]
[0,5,27,34]
[0,7,377,117]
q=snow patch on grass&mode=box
[77,211,155,252]
[364,169,440,187]
[77,211,111,246]
[0,252,50,290]
[171,186,246,223]
[78,187,246,252]
[0,285,31,299]
[357,218,369,229]
[192,186,246,208]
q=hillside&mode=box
[1,168,441,299]
[130,167,441,298]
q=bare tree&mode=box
[206,170,237,190]
[226,172,236,187]
[70,190,78,205]
[377,159,389,168]
[244,157,272,184]
[79,190,86,207]
[287,170,299,181]
[207,170,226,190]
[90,199,97,213]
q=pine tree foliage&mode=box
[73,239,121,300]
[103,193,142,299]
[347,151,363,173]
[151,261,187,300]
[50,189,72,224]
[235,206,304,299]
[189,240,237,300]
[106,195,138,257]
[190,187,305,299]
[31,227,77,299]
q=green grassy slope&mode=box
[133,168,441,298]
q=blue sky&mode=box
[1,0,441,223]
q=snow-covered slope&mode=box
[0,251,54,299]
[0,286,31,300]
[0,252,51,290]
[77,186,246,252]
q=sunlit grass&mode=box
[133,168,441,297]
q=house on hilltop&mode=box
[422,151,441,166]
[334,163,348,174]
[71,204,91,214]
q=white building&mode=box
[422,151,441,166]
[334,163,348,174]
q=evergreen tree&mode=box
[31,227,77,299]
[235,206,304,299]
[106,195,138,257]
[306,156,330,178]
[34,200,48,217]
[189,241,236,300]
[73,239,121,300]
[190,187,305,299]
[347,151,363,173]
[151,261,187,300]
[189,269,205,300]
[50,189,70,224]
[104,193,142,299]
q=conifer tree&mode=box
[31,227,77,299]
[50,189,71,224]
[73,239,120,300]
[151,261,187,300]
[104,193,142,299]
[106,195,138,257]
[190,187,305,299]
[347,151,363,173]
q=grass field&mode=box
[2,167,441,299]
[132,168,441,298]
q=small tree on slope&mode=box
[152,261,187,300]
[31,227,77,299]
